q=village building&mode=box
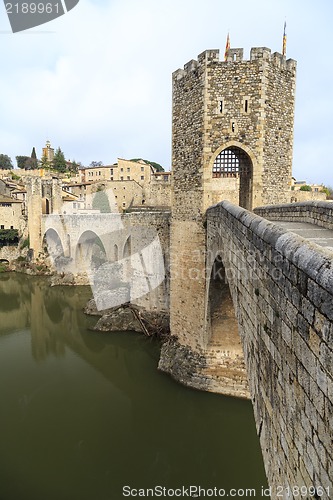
[62,179,172,213]
[80,158,160,184]
[0,178,13,197]
[64,158,172,212]
[290,177,327,201]
[0,194,24,230]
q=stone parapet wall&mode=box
[205,201,333,496]
[254,201,333,230]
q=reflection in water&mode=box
[0,273,267,500]
[0,292,20,312]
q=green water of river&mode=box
[0,273,267,500]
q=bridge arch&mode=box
[209,141,256,210]
[75,230,107,272]
[43,228,65,262]
[207,253,237,338]
[205,247,248,392]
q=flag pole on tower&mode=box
[224,32,230,61]
[282,21,287,56]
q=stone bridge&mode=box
[39,197,333,495]
[160,200,333,497]
[42,213,125,268]
[41,210,171,312]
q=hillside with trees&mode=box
[130,158,165,172]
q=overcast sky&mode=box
[0,0,332,185]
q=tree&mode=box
[0,154,13,170]
[92,188,111,213]
[28,147,38,169]
[130,158,164,172]
[299,185,312,192]
[68,160,81,174]
[0,229,19,246]
[40,152,50,169]
[322,186,333,199]
[16,153,37,170]
[25,157,38,170]
[52,147,67,173]
[16,155,30,169]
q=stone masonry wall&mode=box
[26,177,62,256]
[123,211,171,312]
[0,245,22,263]
[172,53,207,219]
[290,190,327,203]
[205,201,333,497]
[143,181,171,208]
[263,52,296,204]
[200,48,296,210]
[170,52,208,351]
[254,201,333,230]
[0,202,23,230]
[203,49,265,210]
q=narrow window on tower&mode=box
[243,97,250,114]
[219,100,223,113]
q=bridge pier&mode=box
[160,211,250,398]
[169,218,207,351]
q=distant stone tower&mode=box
[42,140,54,163]
[26,177,62,256]
[170,47,297,350]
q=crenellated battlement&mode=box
[197,49,219,64]
[226,48,244,62]
[173,46,296,79]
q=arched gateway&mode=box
[212,146,253,210]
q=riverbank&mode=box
[0,255,52,276]
[84,298,170,339]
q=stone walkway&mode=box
[271,221,333,252]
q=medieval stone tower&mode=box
[170,47,297,352]
[172,46,297,213]
[26,177,62,256]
